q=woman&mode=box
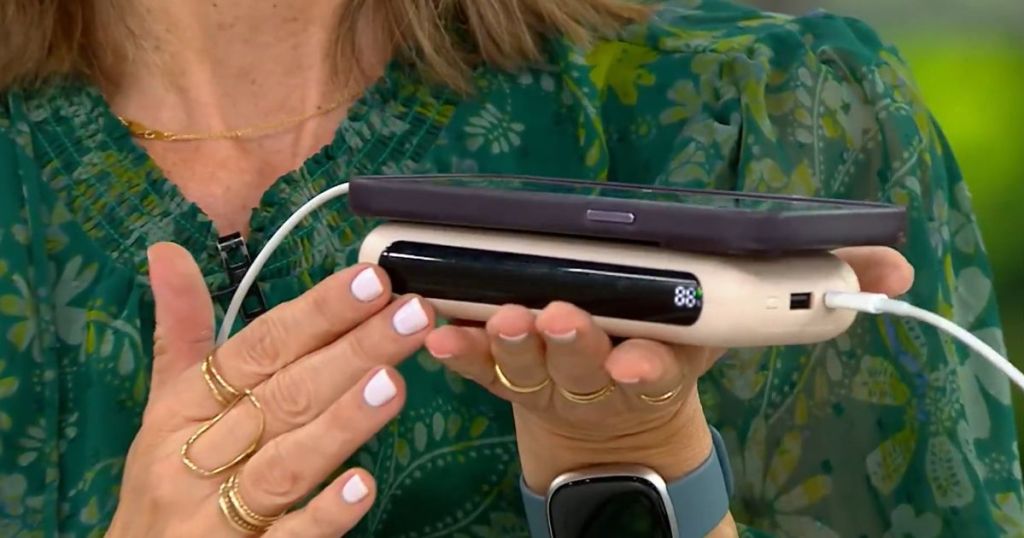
[0,0,1018,536]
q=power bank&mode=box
[358,223,860,348]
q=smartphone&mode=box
[347,174,906,255]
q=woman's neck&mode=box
[100,0,391,238]
[107,0,381,134]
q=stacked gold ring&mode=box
[188,352,277,532]
[218,472,284,534]
[202,352,242,406]
[184,354,265,477]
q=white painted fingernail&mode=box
[428,348,452,360]
[341,474,369,504]
[616,377,641,384]
[392,298,429,335]
[351,268,384,302]
[499,332,528,344]
[363,369,398,407]
[544,329,577,343]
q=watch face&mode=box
[548,476,674,538]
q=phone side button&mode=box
[586,209,636,224]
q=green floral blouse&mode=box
[1,1,1021,536]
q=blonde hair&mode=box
[0,0,652,92]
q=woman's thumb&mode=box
[148,242,215,394]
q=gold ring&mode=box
[202,352,242,406]
[218,472,284,534]
[218,475,267,534]
[493,363,551,394]
[558,383,615,404]
[181,389,266,477]
[640,385,683,405]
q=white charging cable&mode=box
[216,183,351,345]
[214,182,1021,395]
[823,291,1023,392]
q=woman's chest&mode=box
[141,142,325,237]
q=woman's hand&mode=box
[107,243,435,537]
[424,246,915,497]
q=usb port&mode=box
[790,293,812,310]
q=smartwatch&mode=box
[520,426,733,538]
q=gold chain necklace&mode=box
[116,95,348,142]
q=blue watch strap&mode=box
[520,426,733,537]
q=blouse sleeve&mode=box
[600,5,1023,537]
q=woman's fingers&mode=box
[170,263,394,420]
[486,305,549,393]
[234,368,403,528]
[262,469,377,538]
[604,339,675,386]
[148,242,216,399]
[184,296,432,470]
[833,246,914,296]
[427,322,556,403]
[432,303,680,410]
[424,325,500,388]
[426,305,556,402]
[431,301,723,414]
[605,340,706,410]
[252,296,430,435]
[214,263,394,389]
[535,302,614,402]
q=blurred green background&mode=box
[744,0,1024,461]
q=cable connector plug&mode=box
[822,291,891,314]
